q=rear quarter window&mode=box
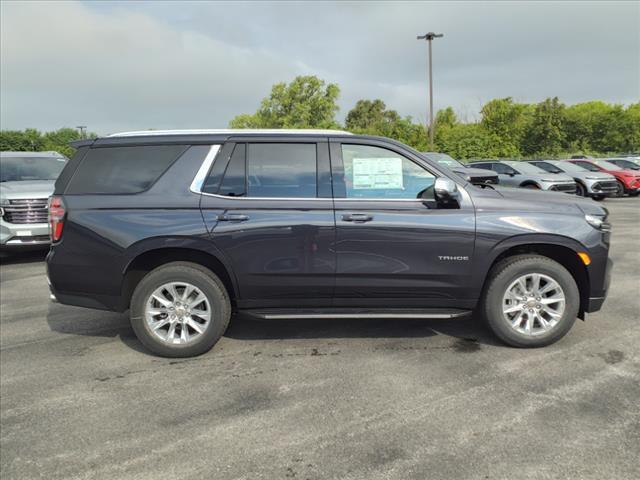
[65,145,188,194]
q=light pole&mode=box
[76,125,87,139]
[417,32,443,149]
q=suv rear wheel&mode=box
[130,262,231,357]
[482,255,579,347]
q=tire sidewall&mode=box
[130,265,230,357]
[484,257,579,347]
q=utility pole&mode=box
[417,32,443,149]
[76,125,87,139]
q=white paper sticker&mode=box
[352,157,404,190]
[16,230,33,236]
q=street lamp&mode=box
[76,125,87,139]
[417,32,443,149]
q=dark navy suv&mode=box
[46,130,612,357]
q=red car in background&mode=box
[568,159,640,197]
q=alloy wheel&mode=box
[145,282,212,344]
[502,273,565,337]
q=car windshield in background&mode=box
[535,162,564,173]
[0,156,66,182]
[504,161,545,174]
[556,161,588,173]
[424,153,465,169]
[594,160,623,171]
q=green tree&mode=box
[0,127,97,157]
[522,97,566,156]
[481,97,531,157]
[229,75,340,129]
[345,99,400,132]
[436,123,493,160]
[435,107,457,129]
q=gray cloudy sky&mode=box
[1,0,638,134]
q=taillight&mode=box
[48,196,66,242]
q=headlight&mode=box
[585,214,611,232]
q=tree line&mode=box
[2,75,638,160]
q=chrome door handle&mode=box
[217,214,249,222]
[342,213,373,223]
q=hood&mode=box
[570,171,615,181]
[0,180,55,201]
[479,185,606,216]
[524,173,575,183]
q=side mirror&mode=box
[434,177,459,201]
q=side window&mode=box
[473,163,493,171]
[65,145,187,194]
[493,163,515,175]
[340,144,435,199]
[247,143,317,198]
[218,144,246,197]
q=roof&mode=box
[0,151,65,157]
[109,129,353,138]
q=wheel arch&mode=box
[519,180,541,189]
[121,244,238,311]
[477,238,590,319]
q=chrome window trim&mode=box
[189,145,221,194]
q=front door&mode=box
[329,140,476,309]
[200,140,335,309]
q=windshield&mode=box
[612,160,640,170]
[593,160,623,171]
[0,156,66,182]
[534,162,563,173]
[573,161,600,172]
[504,161,545,174]
[556,161,588,173]
[423,153,464,169]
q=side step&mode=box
[243,308,472,320]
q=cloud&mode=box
[1,0,638,133]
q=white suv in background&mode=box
[0,151,67,250]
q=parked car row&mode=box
[424,153,640,199]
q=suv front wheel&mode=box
[130,262,231,357]
[482,255,579,347]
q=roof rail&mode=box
[109,129,353,137]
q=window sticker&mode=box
[352,157,404,190]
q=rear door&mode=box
[199,138,335,309]
[329,138,476,309]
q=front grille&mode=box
[592,181,618,192]
[2,198,48,224]
[550,184,577,193]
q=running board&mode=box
[244,308,472,320]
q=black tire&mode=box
[575,182,587,197]
[523,184,540,190]
[482,255,579,348]
[629,191,640,197]
[592,195,605,201]
[614,180,625,198]
[130,262,231,357]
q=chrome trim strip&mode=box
[189,145,221,194]
[261,312,470,320]
[49,293,58,303]
[5,238,50,245]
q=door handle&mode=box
[342,213,373,223]
[217,214,249,222]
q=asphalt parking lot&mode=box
[1,198,639,480]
